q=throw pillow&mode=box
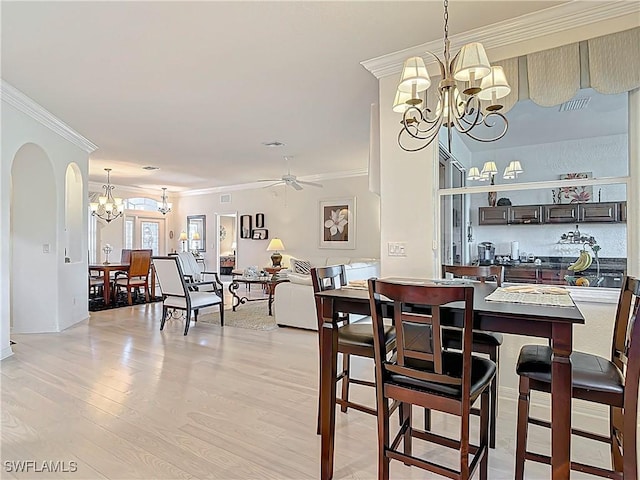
[293,259,312,275]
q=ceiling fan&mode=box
[258,157,323,191]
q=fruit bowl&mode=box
[564,275,604,287]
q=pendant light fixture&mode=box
[395,0,511,153]
[90,168,123,223]
[158,187,172,215]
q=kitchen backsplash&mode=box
[472,222,627,260]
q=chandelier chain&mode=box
[443,0,449,62]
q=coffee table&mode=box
[229,275,289,315]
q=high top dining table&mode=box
[88,263,156,306]
[314,280,585,480]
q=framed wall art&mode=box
[556,172,593,204]
[319,197,355,249]
[255,213,265,228]
[240,215,252,238]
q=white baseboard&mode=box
[1,346,14,360]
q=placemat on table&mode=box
[485,286,574,307]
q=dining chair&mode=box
[515,275,640,479]
[152,256,224,335]
[312,265,396,432]
[113,250,152,305]
[441,264,504,448]
[368,279,495,480]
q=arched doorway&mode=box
[10,143,58,333]
[65,163,83,263]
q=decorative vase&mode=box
[488,176,497,207]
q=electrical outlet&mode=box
[387,242,406,257]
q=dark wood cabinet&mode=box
[479,201,625,226]
[504,267,538,283]
[545,204,578,223]
[509,206,542,224]
[578,202,619,223]
[540,269,569,285]
[478,206,509,225]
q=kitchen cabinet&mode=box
[478,201,626,226]
[504,267,538,283]
[478,206,509,225]
[578,202,619,222]
[509,206,542,224]
[540,269,569,285]
[545,204,578,223]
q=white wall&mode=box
[1,100,91,351]
[176,176,380,270]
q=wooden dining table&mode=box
[314,280,585,480]
[88,263,156,306]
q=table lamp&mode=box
[191,231,201,251]
[266,238,285,267]
[231,241,237,256]
[179,231,188,252]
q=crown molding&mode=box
[88,181,158,196]
[361,1,640,79]
[179,168,368,197]
[1,79,98,153]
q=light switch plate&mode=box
[387,242,406,257]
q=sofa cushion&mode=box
[292,259,312,275]
[288,272,313,286]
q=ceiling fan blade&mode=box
[296,180,323,188]
[289,180,304,191]
[256,178,281,182]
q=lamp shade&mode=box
[503,165,516,180]
[477,66,511,101]
[509,160,524,174]
[179,231,188,241]
[480,161,498,181]
[397,56,431,93]
[467,167,481,181]
[267,238,285,252]
[453,42,491,82]
[392,89,415,113]
[191,232,201,240]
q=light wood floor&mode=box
[1,303,620,479]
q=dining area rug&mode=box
[88,292,163,312]
[199,302,277,331]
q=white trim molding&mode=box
[362,1,640,79]
[1,80,98,153]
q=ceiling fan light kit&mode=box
[395,0,510,153]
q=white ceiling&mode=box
[3,1,574,191]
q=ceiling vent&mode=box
[142,165,160,171]
[220,193,232,204]
[262,141,285,148]
[559,97,591,112]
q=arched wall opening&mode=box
[65,163,83,263]
[10,143,58,333]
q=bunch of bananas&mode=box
[568,250,592,272]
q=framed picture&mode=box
[255,213,265,228]
[557,172,593,204]
[252,228,268,240]
[319,197,356,249]
[186,215,206,252]
[240,215,252,238]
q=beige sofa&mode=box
[274,256,379,330]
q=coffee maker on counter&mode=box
[478,242,496,265]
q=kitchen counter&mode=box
[494,256,626,288]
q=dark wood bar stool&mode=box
[312,265,396,431]
[368,279,496,480]
[441,264,504,448]
[515,275,640,479]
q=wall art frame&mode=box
[240,215,252,239]
[319,197,356,249]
